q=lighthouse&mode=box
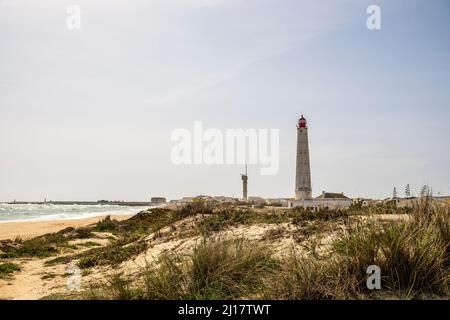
[295,115,312,200]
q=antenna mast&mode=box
[241,164,248,201]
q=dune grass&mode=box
[264,251,360,300]
[262,199,449,299]
[2,199,447,300]
[83,198,448,300]
[86,238,279,300]
[333,198,449,297]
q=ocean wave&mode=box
[0,203,146,223]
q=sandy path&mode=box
[0,258,63,300]
[0,214,135,240]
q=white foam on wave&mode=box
[0,203,147,223]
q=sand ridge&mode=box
[0,214,135,241]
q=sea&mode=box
[0,203,145,223]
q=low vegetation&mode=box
[270,198,449,299]
[41,272,58,280]
[1,197,448,300]
[46,236,147,268]
[78,240,148,269]
[0,227,95,259]
[197,208,281,233]
[0,263,21,279]
[264,251,360,299]
[82,198,449,300]
[86,238,279,300]
[334,198,449,297]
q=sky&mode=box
[0,0,449,201]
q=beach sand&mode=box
[0,214,135,240]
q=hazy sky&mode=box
[1,0,449,201]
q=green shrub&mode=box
[0,263,21,279]
[74,227,93,239]
[0,229,94,259]
[77,240,148,269]
[1,237,60,258]
[197,209,250,233]
[197,208,287,233]
[289,207,348,223]
[93,216,121,233]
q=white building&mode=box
[288,191,352,210]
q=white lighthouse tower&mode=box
[295,115,312,200]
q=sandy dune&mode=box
[0,214,135,241]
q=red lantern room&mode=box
[298,115,307,128]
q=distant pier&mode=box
[4,201,154,207]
